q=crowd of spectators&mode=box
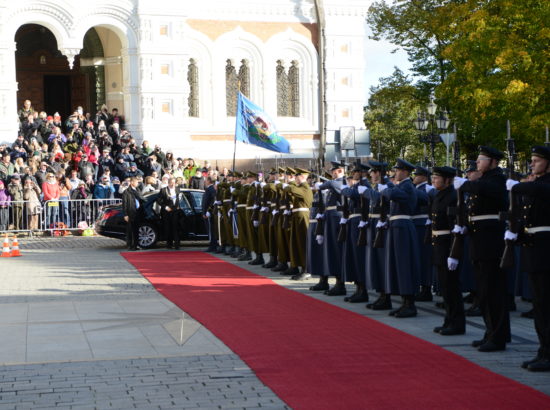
[0,100,224,231]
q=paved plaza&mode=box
[0,236,548,409]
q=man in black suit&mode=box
[202,176,217,252]
[122,177,145,250]
[159,177,182,249]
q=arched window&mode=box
[187,59,199,117]
[226,59,250,116]
[276,60,300,117]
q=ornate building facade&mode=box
[0,0,369,159]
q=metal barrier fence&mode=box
[0,198,121,235]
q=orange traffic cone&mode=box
[1,234,11,257]
[11,235,21,257]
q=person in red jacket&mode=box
[42,172,60,228]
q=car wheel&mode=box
[138,223,158,249]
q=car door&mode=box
[183,190,209,238]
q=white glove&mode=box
[452,224,466,235]
[272,210,278,216]
[378,183,388,192]
[260,207,269,212]
[274,180,281,185]
[260,182,266,187]
[227,210,232,218]
[453,177,467,190]
[230,187,236,193]
[425,184,435,193]
[314,182,322,189]
[339,218,348,225]
[215,181,220,186]
[425,218,432,226]
[252,204,260,209]
[214,200,222,205]
[358,220,368,228]
[357,185,368,194]
[165,206,171,212]
[282,183,289,189]
[316,235,324,245]
[284,210,291,215]
[376,220,387,229]
[253,220,259,228]
[217,212,222,218]
[506,179,519,191]
[447,257,459,271]
[206,211,211,218]
[315,213,324,220]
[504,230,518,241]
[254,181,261,186]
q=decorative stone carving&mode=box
[60,48,81,70]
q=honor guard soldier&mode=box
[272,167,296,273]
[246,171,267,266]
[283,167,313,280]
[379,159,421,318]
[413,165,435,301]
[365,161,392,310]
[306,171,330,280]
[430,166,466,335]
[229,172,243,257]
[310,162,346,294]
[453,146,510,352]
[236,173,252,260]
[341,163,371,302]
[261,168,280,268]
[220,171,236,255]
[508,146,550,371]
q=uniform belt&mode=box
[309,219,317,223]
[525,226,550,234]
[246,206,254,210]
[223,199,232,203]
[412,214,429,219]
[237,204,246,208]
[326,206,337,211]
[267,201,272,205]
[432,230,451,236]
[369,213,381,219]
[469,214,499,222]
[279,206,287,210]
[349,213,361,219]
[270,204,276,208]
[389,215,411,221]
[292,208,310,213]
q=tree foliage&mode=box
[366,0,550,161]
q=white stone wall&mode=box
[0,0,369,160]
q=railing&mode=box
[0,198,121,235]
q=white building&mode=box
[0,0,369,160]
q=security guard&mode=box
[454,146,510,352]
[509,146,550,371]
[431,166,465,335]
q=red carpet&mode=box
[123,251,550,409]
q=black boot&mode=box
[465,304,482,317]
[291,270,312,281]
[248,253,265,265]
[415,286,433,302]
[238,250,252,261]
[230,246,241,258]
[225,246,234,255]
[262,256,277,269]
[310,276,329,291]
[325,278,347,296]
[521,308,534,319]
[508,294,517,312]
[271,262,288,272]
[394,296,417,318]
[346,283,369,303]
[215,246,225,254]
[370,293,392,310]
[281,266,299,276]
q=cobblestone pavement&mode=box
[1,236,548,409]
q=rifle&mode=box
[373,167,388,248]
[271,185,281,227]
[357,186,370,246]
[453,140,462,177]
[500,120,519,269]
[314,160,326,236]
[259,183,269,225]
[337,178,349,242]
[251,180,261,224]
[281,186,291,230]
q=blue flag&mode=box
[235,92,291,154]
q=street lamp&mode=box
[413,96,450,166]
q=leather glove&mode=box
[358,220,368,228]
[339,218,348,224]
[316,235,324,245]
[504,230,518,241]
[506,179,519,191]
[357,185,368,194]
[453,177,467,190]
[376,220,387,229]
[447,257,459,271]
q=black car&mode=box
[95,189,209,248]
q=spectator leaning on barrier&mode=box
[23,178,41,230]
[0,180,11,231]
[7,174,24,230]
[93,175,115,200]
[42,172,60,227]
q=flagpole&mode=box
[232,86,241,173]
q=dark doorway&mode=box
[44,75,71,119]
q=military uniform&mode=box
[430,166,465,335]
[262,169,282,268]
[512,146,550,371]
[306,186,325,278]
[459,146,510,351]
[382,159,421,318]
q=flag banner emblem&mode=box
[235,92,291,154]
